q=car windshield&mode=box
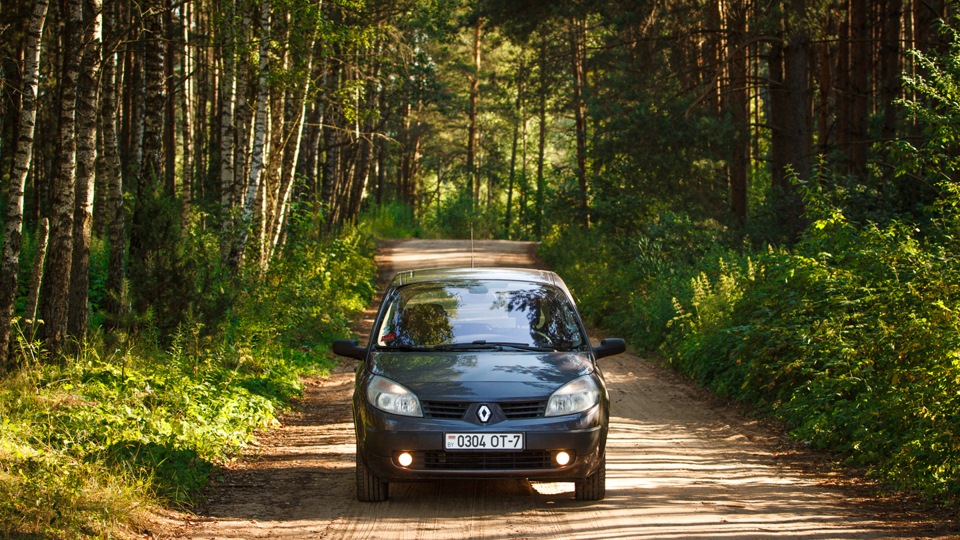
[375,280,587,351]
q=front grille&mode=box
[420,450,555,470]
[422,401,469,419]
[500,401,546,419]
[421,401,548,420]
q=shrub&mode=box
[544,191,960,504]
[0,222,378,538]
[667,193,960,501]
[540,212,733,351]
[359,201,422,239]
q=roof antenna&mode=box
[470,224,475,268]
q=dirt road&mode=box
[168,239,955,539]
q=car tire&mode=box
[574,454,605,501]
[356,451,389,502]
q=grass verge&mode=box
[0,226,376,538]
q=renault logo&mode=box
[477,404,492,423]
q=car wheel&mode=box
[356,450,389,502]
[574,454,605,501]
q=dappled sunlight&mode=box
[181,241,947,540]
[378,240,540,271]
[194,359,906,540]
[531,481,572,496]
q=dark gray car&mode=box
[333,268,626,502]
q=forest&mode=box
[1,0,959,536]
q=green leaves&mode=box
[669,211,960,501]
[0,224,378,537]
[544,192,960,504]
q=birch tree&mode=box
[0,0,50,367]
[219,0,238,261]
[68,0,103,339]
[39,0,83,349]
[231,0,272,269]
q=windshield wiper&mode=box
[431,341,558,352]
[431,341,501,351]
[374,344,435,352]
[486,342,559,352]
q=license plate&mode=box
[445,433,524,451]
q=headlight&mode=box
[367,375,422,417]
[546,375,600,416]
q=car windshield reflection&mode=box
[375,280,587,352]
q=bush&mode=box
[540,212,733,350]
[665,191,960,501]
[359,202,423,239]
[543,188,960,504]
[0,223,377,538]
[422,190,504,239]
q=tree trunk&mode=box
[570,14,589,228]
[770,40,787,191]
[299,41,325,198]
[127,0,167,317]
[234,0,271,269]
[0,0,49,367]
[836,6,850,161]
[535,29,547,239]
[39,0,83,350]
[782,34,812,183]
[23,218,50,340]
[725,0,749,226]
[260,47,287,259]
[268,37,316,263]
[179,0,193,221]
[219,0,238,259]
[848,0,869,174]
[102,0,126,327]
[704,0,724,114]
[817,12,837,154]
[140,5,166,196]
[123,27,145,207]
[164,0,177,196]
[505,53,524,238]
[68,0,103,340]
[770,5,811,241]
[467,17,482,205]
[879,0,902,142]
[321,54,342,226]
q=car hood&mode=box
[370,350,594,401]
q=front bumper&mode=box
[355,400,607,482]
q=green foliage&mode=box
[545,181,960,504]
[128,191,190,337]
[236,222,377,354]
[422,190,505,239]
[359,202,423,239]
[664,187,960,502]
[0,425,144,539]
[539,15,960,504]
[898,22,960,186]
[540,212,733,351]
[0,224,377,538]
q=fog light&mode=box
[555,451,571,466]
[398,452,414,467]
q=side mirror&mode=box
[593,338,626,359]
[332,339,365,360]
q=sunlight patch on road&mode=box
[531,481,571,495]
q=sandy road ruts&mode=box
[166,239,956,540]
